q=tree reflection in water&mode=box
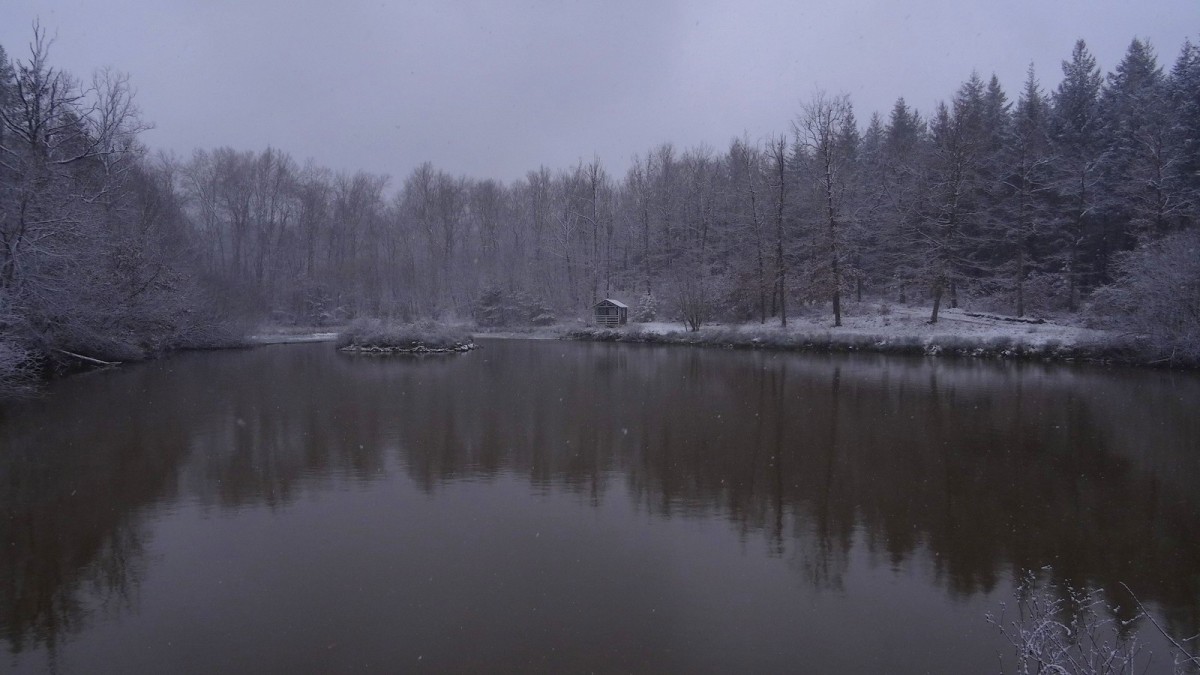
[1,340,1198,663]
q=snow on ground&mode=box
[245,304,1111,350]
[247,332,340,345]
[629,305,1109,347]
[474,330,560,340]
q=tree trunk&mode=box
[824,148,841,327]
[565,247,577,308]
[831,255,842,327]
[642,204,652,296]
[778,267,787,327]
[828,214,841,327]
[772,138,788,328]
[930,280,944,324]
[1067,170,1087,312]
[1016,249,1026,318]
[757,244,767,324]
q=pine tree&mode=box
[0,43,13,131]
[1098,39,1173,244]
[977,74,1014,301]
[855,113,887,299]
[880,98,926,303]
[1168,40,1200,225]
[919,74,993,322]
[1050,39,1104,310]
[634,292,656,322]
[1003,65,1055,316]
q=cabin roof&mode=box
[593,298,628,309]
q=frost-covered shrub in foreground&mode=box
[988,571,1199,674]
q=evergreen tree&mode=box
[982,74,1013,163]
[1003,65,1056,315]
[855,112,887,298]
[879,98,926,303]
[0,44,13,137]
[918,74,993,322]
[976,74,1015,295]
[1098,39,1173,245]
[1168,39,1200,225]
[1050,39,1104,309]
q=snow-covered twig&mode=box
[1118,582,1200,669]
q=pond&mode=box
[2,339,1199,673]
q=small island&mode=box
[336,320,475,355]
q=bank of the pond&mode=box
[248,332,340,345]
[563,325,1155,365]
[0,331,256,400]
[559,306,1186,367]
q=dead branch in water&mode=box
[54,349,121,367]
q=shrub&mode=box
[1089,229,1200,365]
[473,289,556,328]
[530,311,557,326]
[668,274,720,332]
[634,293,657,322]
[0,338,37,398]
[989,573,1142,675]
[988,572,1199,674]
[337,318,473,351]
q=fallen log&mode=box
[54,349,121,367]
[961,311,1046,325]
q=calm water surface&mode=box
[2,340,1199,673]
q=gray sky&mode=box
[3,0,1197,184]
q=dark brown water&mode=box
[2,339,1199,673]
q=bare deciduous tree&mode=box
[795,92,856,326]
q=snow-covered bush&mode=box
[1089,229,1200,364]
[337,318,472,351]
[988,571,1199,675]
[989,573,1142,674]
[633,293,657,322]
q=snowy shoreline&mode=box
[247,332,340,345]
[244,307,1182,368]
[552,306,1161,367]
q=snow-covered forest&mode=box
[2,30,1199,391]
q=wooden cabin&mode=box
[593,299,628,327]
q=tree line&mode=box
[1,27,244,394]
[3,29,1199,392]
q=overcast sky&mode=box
[3,1,1197,184]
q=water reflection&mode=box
[0,367,190,656]
[2,340,1198,667]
